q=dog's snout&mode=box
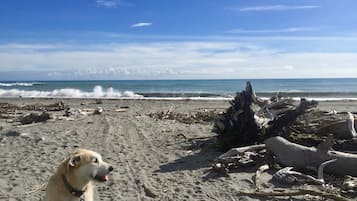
[108,166,114,172]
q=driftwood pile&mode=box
[0,101,66,124]
[147,107,219,124]
[212,81,357,200]
[214,82,357,151]
[0,101,65,112]
[0,100,109,126]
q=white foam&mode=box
[260,96,357,101]
[0,82,40,87]
[0,85,143,99]
[299,97,357,101]
[139,97,233,101]
[1,85,356,101]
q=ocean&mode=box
[1,79,357,100]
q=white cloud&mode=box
[96,0,120,8]
[0,43,68,51]
[283,65,294,70]
[238,5,320,12]
[0,41,357,79]
[130,22,153,28]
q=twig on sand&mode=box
[204,191,220,201]
[253,164,270,190]
[237,188,349,201]
[166,106,174,116]
[218,144,265,159]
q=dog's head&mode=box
[66,149,113,183]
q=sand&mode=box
[0,98,356,200]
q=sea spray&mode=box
[0,82,41,87]
[0,85,143,98]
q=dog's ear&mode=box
[68,154,81,167]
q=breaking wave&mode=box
[0,82,42,87]
[0,86,143,99]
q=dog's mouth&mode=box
[94,174,109,182]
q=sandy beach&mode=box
[1,0,356,199]
[0,98,356,200]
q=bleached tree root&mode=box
[218,144,265,159]
[265,136,357,176]
[347,112,357,138]
[273,158,337,185]
[253,164,270,190]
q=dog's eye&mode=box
[93,158,98,163]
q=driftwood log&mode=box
[265,136,357,176]
[20,112,51,125]
[213,81,261,148]
[317,112,357,139]
[214,81,317,150]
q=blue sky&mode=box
[1,0,357,80]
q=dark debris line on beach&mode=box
[0,101,66,112]
[147,107,220,125]
[0,99,112,126]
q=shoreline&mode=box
[1,97,357,111]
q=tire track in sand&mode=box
[92,113,164,200]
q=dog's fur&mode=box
[44,149,113,201]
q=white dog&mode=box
[44,149,113,201]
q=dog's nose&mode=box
[108,166,114,172]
